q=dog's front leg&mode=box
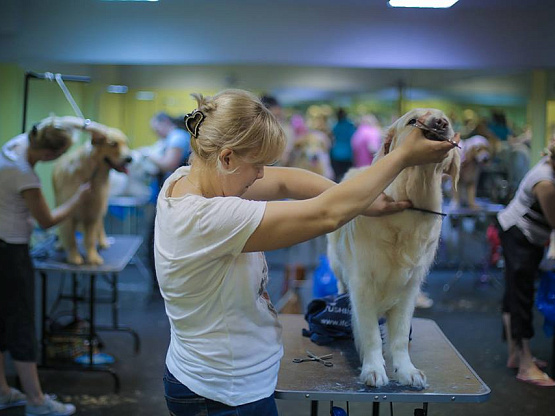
[351,287,388,387]
[83,221,103,265]
[387,283,427,388]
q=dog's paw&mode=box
[67,252,84,265]
[396,366,427,389]
[87,252,104,265]
[98,240,110,250]
[360,365,389,387]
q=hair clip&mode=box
[184,110,205,138]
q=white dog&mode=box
[327,109,460,388]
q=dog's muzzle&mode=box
[417,117,450,141]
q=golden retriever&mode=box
[288,131,335,180]
[327,109,460,388]
[452,135,490,209]
[53,128,132,265]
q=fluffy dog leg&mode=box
[96,220,110,249]
[387,282,427,388]
[350,282,388,387]
[59,219,83,265]
[83,221,103,265]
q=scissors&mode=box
[292,350,334,367]
[410,119,461,149]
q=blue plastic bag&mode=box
[536,271,555,337]
[312,255,338,298]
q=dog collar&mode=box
[408,206,447,217]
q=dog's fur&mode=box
[53,128,131,265]
[327,109,460,388]
[452,135,490,209]
[288,131,335,180]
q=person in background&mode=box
[350,114,382,168]
[496,139,555,387]
[330,108,356,180]
[145,112,191,286]
[260,95,294,166]
[0,116,104,415]
[154,89,455,415]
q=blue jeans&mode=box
[163,366,278,416]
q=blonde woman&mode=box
[155,89,456,415]
[0,116,106,415]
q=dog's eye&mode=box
[108,142,118,147]
[407,119,417,126]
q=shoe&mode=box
[25,394,76,416]
[516,372,555,387]
[0,387,26,410]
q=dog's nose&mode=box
[431,117,449,131]
[124,156,133,164]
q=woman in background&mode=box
[0,116,108,415]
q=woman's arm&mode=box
[243,166,411,215]
[22,183,91,229]
[534,180,555,228]
[243,129,454,253]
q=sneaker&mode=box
[0,387,27,410]
[25,394,76,416]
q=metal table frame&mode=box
[276,314,490,416]
[33,235,143,393]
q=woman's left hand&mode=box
[361,192,412,217]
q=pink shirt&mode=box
[351,125,382,167]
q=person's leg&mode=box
[499,226,552,383]
[0,351,12,393]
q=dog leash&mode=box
[408,206,447,217]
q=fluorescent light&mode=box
[101,1,159,3]
[388,0,459,8]
[107,85,128,94]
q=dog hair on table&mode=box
[327,109,460,388]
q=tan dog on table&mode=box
[327,109,460,388]
[452,135,490,209]
[288,131,335,180]
[53,126,132,265]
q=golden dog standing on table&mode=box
[53,125,131,265]
[327,109,460,388]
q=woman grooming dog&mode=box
[0,116,108,415]
[154,89,456,415]
[497,140,555,387]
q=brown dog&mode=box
[287,131,334,179]
[452,135,490,209]
[53,128,131,265]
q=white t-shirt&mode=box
[154,166,283,407]
[0,135,41,243]
[498,157,554,246]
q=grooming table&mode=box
[441,199,505,292]
[276,314,490,416]
[32,235,143,393]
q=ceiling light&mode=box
[388,0,459,8]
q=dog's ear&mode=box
[444,149,461,191]
[377,127,395,157]
[91,135,107,146]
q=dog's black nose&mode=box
[430,117,449,131]
[124,156,133,164]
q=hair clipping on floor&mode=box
[184,110,205,138]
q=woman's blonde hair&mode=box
[29,117,74,151]
[188,89,286,173]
